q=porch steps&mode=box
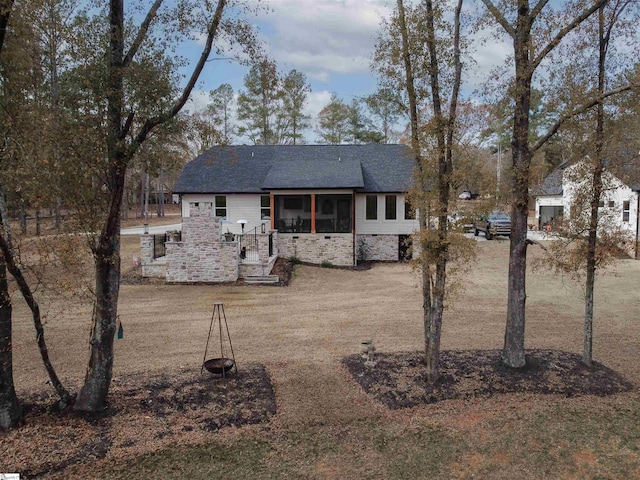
[244,275,280,285]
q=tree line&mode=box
[188,60,405,149]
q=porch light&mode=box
[237,219,248,233]
[143,223,149,234]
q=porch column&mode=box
[311,194,316,233]
[270,194,275,231]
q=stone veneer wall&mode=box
[276,233,354,266]
[140,234,167,278]
[166,206,239,283]
[356,234,399,262]
[239,254,278,278]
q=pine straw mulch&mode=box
[344,349,634,410]
[3,364,276,479]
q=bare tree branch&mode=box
[131,0,226,154]
[481,0,515,38]
[531,0,608,73]
[530,0,552,23]
[123,0,163,67]
[532,83,637,153]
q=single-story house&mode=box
[534,159,640,258]
[141,144,420,282]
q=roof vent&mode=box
[251,151,254,158]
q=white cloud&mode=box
[304,90,333,119]
[255,0,392,79]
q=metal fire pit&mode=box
[203,357,235,375]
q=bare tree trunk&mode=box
[0,258,21,431]
[144,171,150,218]
[584,5,610,367]
[396,0,434,374]
[74,0,127,413]
[0,0,21,430]
[502,5,533,368]
[75,0,228,413]
[0,188,70,406]
[157,168,164,217]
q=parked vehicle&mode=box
[474,210,511,240]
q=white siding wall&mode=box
[535,195,563,222]
[182,192,422,236]
[563,166,640,236]
[181,193,269,235]
[355,193,418,235]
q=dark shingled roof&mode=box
[533,161,569,196]
[174,144,415,194]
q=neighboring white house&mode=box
[141,144,420,282]
[534,159,640,258]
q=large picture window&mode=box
[385,195,397,220]
[366,195,377,220]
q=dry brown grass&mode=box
[5,236,640,478]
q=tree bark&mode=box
[75,0,228,413]
[0,258,21,430]
[583,5,610,367]
[0,188,70,406]
[74,0,127,413]
[502,2,533,368]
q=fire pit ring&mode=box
[203,357,235,375]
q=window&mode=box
[623,201,630,222]
[366,195,377,220]
[385,195,397,220]
[598,200,605,208]
[261,195,271,219]
[608,200,615,208]
[214,195,227,218]
[404,198,413,220]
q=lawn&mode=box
[3,235,640,478]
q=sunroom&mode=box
[271,193,354,234]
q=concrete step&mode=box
[244,275,279,284]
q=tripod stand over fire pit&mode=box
[201,302,237,377]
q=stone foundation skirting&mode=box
[277,233,354,266]
[356,234,399,262]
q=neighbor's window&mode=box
[598,200,605,208]
[608,200,615,208]
[214,195,227,218]
[366,195,377,220]
[261,195,271,219]
[385,195,397,220]
[404,198,413,220]
[623,201,630,222]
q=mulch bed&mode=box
[7,364,276,479]
[344,349,634,410]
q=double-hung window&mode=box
[261,195,271,219]
[214,195,227,218]
[623,201,630,223]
